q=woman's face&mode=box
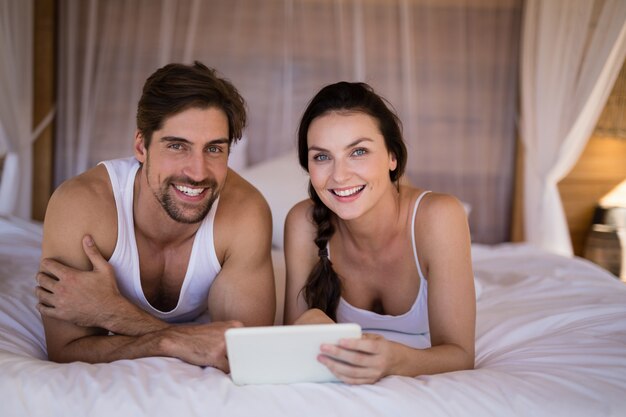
[306,111,397,220]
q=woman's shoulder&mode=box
[287,198,314,219]
[401,185,467,223]
[401,185,461,207]
[285,198,316,237]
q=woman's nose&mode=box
[331,159,351,183]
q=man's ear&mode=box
[134,131,147,163]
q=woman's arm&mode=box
[315,193,475,384]
[420,193,475,370]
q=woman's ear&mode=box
[134,131,147,163]
[389,152,398,172]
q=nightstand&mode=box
[583,206,626,282]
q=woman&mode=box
[284,82,475,384]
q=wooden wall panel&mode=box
[558,136,626,256]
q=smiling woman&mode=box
[284,82,475,385]
[307,112,398,220]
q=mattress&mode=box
[1,216,625,417]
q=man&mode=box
[35,62,275,371]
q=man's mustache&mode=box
[168,176,217,189]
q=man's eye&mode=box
[169,143,184,150]
[207,146,223,153]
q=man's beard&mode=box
[156,176,219,224]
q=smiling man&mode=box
[35,62,275,370]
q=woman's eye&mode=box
[314,154,329,161]
[352,148,366,156]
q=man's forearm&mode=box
[100,296,169,336]
[49,331,168,364]
[49,322,237,370]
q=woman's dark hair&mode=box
[136,61,246,148]
[297,81,407,320]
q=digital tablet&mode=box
[225,323,362,385]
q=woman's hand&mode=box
[318,333,403,384]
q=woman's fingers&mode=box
[318,335,390,384]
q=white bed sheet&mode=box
[1,216,625,417]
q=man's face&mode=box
[135,106,230,224]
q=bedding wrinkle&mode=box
[2,218,626,417]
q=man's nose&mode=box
[183,153,209,182]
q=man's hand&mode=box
[36,235,123,329]
[159,321,244,372]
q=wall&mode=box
[558,135,626,256]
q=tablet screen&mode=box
[225,323,362,385]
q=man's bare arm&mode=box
[36,168,241,366]
[37,235,169,336]
[40,315,240,369]
[38,234,243,367]
[208,172,276,325]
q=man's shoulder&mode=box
[219,168,271,217]
[212,169,273,264]
[42,164,118,261]
[212,169,272,250]
[52,165,113,207]
[46,165,117,230]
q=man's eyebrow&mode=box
[308,137,374,152]
[160,136,191,144]
[160,136,230,145]
[207,138,230,145]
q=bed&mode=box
[1,154,626,417]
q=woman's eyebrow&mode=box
[308,137,374,153]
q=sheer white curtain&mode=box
[520,0,626,256]
[56,0,522,243]
[0,0,33,218]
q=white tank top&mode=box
[335,191,431,349]
[101,157,222,323]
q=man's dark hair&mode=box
[136,61,246,148]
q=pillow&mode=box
[238,153,473,248]
[238,151,309,248]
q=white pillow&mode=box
[238,153,473,249]
[227,135,249,171]
[238,151,310,248]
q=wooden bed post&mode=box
[32,0,56,221]
[510,136,525,242]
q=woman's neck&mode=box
[335,185,404,253]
